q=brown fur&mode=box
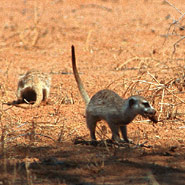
[71,45,157,142]
[10,70,51,109]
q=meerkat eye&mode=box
[142,102,150,108]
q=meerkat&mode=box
[11,69,51,109]
[71,45,157,143]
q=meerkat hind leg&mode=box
[42,89,49,105]
[86,114,100,141]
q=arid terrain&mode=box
[0,0,184,184]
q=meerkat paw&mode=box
[120,138,133,144]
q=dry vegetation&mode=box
[0,0,184,184]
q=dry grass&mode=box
[0,0,184,184]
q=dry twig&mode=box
[163,0,185,57]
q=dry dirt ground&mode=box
[0,0,185,184]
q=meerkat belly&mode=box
[106,113,133,126]
[86,104,129,125]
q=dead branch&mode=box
[163,1,185,56]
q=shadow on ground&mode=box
[0,141,184,185]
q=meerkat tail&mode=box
[71,45,90,105]
[15,86,43,109]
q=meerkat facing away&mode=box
[12,69,51,109]
[71,45,157,143]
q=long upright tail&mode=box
[71,45,90,105]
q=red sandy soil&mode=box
[0,0,184,184]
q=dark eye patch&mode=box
[142,102,150,107]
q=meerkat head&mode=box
[128,95,157,122]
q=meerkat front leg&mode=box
[120,125,129,143]
[108,122,121,142]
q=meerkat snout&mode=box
[144,108,156,115]
[141,101,156,116]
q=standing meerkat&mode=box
[11,69,51,109]
[71,45,157,143]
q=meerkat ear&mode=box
[129,97,136,108]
